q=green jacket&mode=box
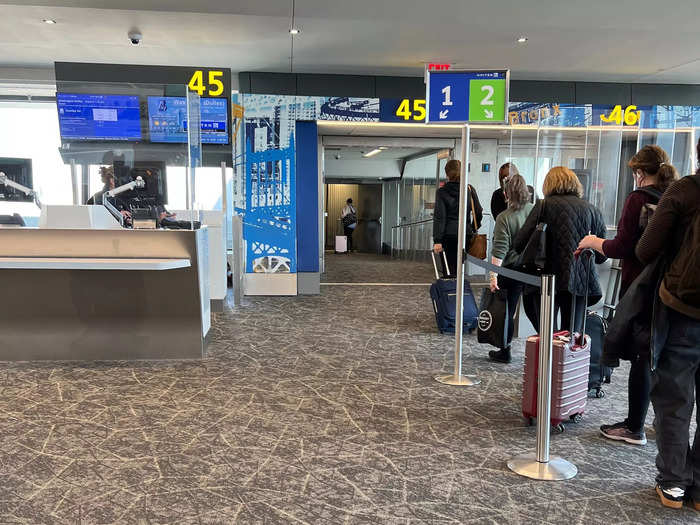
[492,202,535,267]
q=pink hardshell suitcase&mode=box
[522,249,595,432]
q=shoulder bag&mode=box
[515,200,547,273]
[467,186,487,260]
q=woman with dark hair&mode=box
[433,159,483,276]
[577,145,678,446]
[490,163,519,220]
[487,174,537,363]
[341,198,358,252]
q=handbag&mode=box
[515,201,547,273]
[467,187,487,260]
[477,289,509,348]
[342,206,357,227]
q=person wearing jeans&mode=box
[635,141,700,509]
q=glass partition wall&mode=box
[390,119,697,264]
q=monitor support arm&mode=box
[0,171,42,209]
[101,176,145,227]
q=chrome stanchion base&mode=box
[434,374,481,386]
[507,453,577,481]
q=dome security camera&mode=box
[128,30,142,46]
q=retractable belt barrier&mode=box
[464,254,542,288]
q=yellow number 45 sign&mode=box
[396,99,426,121]
[188,70,225,97]
[600,105,641,126]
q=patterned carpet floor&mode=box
[0,257,696,523]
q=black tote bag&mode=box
[477,289,509,349]
[516,202,547,274]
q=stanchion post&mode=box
[507,274,577,480]
[220,161,228,246]
[435,124,480,387]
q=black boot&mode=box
[489,347,512,364]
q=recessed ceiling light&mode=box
[517,36,528,43]
[289,28,300,35]
[42,19,56,24]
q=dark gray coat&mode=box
[513,193,607,296]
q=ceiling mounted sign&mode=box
[426,69,509,124]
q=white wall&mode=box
[0,102,72,222]
[324,157,399,180]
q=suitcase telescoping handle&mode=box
[431,250,451,280]
[570,248,595,346]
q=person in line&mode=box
[490,163,535,220]
[577,145,678,446]
[433,159,483,276]
[341,198,358,252]
[636,139,700,510]
[513,167,607,332]
[490,163,519,220]
[488,174,538,363]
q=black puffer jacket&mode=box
[433,182,483,243]
[513,193,607,297]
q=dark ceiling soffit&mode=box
[239,72,699,106]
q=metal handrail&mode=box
[391,218,433,229]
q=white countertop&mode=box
[0,257,191,270]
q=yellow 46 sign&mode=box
[188,70,225,97]
[600,105,641,126]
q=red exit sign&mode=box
[424,63,453,82]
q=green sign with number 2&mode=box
[469,79,506,122]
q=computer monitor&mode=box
[0,158,33,202]
[56,93,142,141]
[573,169,593,202]
[112,162,167,207]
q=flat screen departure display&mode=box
[56,93,142,141]
[147,96,229,144]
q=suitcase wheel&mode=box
[524,417,534,427]
[570,413,583,424]
[553,423,566,434]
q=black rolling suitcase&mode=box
[586,258,619,398]
[586,311,612,398]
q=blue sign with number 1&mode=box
[428,73,470,123]
[427,70,508,124]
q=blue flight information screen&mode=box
[148,97,229,144]
[56,93,142,141]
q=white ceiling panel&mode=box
[0,0,698,83]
